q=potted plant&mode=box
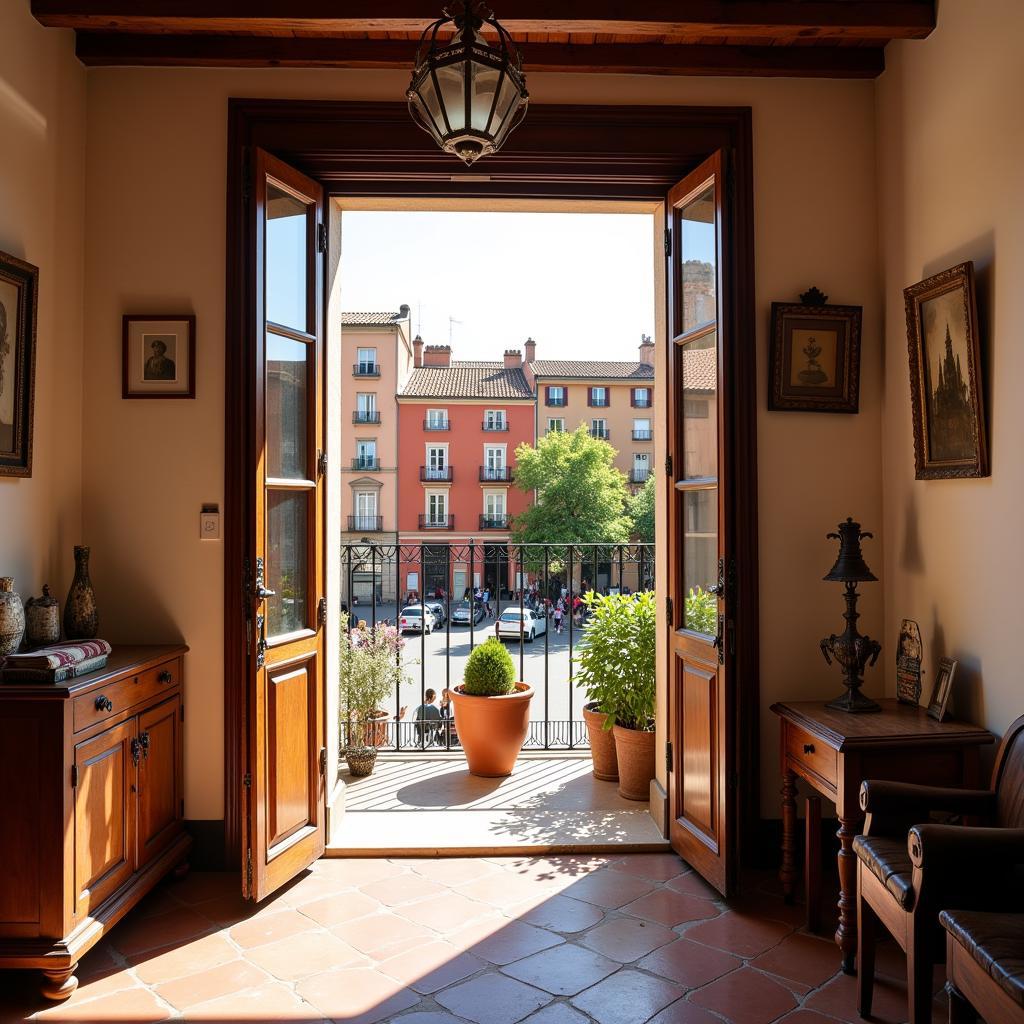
[450,637,533,777]
[575,590,656,800]
[340,614,409,777]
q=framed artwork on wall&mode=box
[0,250,39,478]
[122,315,196,399]
[926,656,957,722]
[768,287,862,413]
[904,262,987,479]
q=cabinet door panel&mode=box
[74,720,136,919]
[137,696,182,867]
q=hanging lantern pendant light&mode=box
[407,1,529,166]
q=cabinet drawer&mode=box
[73,660,179,732]
[786,725,838,788]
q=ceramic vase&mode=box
[25,585,61,648]
[0,578,26,656]
[64,546,99,640]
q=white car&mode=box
[399,605,432,634]
[495,607,547,642]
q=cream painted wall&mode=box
[0,6,85,608]
[79,65,883,820]
[877,3,1024,743]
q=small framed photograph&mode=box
[904,262,987,479]
[0,250,39,477]
[122,315,195,399]
[926,656,957,722]
[768,288,862,413]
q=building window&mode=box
[483,409,507,431]
[632,418,652,441]
[547,418,565,434]
[426,492,448,526]
[482,491,507,529]
[482,445,507,481]
[546,386,566,407]
[352,491,378,531]
[632,453,650,484]
[589,386,608,407]
[355,393,379,423]
[590,418,609,440]
[684,398,710,418]
[632,387,652,408]
[355,347,378,375]
[426,408,449,430]
[355,439,378,470]
[424,445,449,480]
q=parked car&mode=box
[451,600,485,625]
[399,605,433,634]
[495,607,547,642]
[424,600,447,628]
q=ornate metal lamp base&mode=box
[826,688,882,713]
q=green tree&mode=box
[628,474,655,543]
[511,425,631,546]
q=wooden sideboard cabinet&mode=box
[0,645,191,1000]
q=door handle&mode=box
[256,584,276,601]
[254,556,275,602]
[139,731,150,759]
[130,738,142,766]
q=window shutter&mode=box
[630,388,637,408]
[605,388,611,408]
[587,387,593,407]
[545,386,551,405]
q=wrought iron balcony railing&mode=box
[352,363,381,377]
[479,466,513,482]
[632,429,653,441]
[482,420,509,431]
[347,515,383,532]
[479,514,509,529]
[420,466,453,482]
[352,410,381,424]
[630,468,651,484]
[590,428,610,440]
[418,514,454,529]
[423,419,450,431]
[351,456,381,471]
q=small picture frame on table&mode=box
[926,657,957,722]
[123,315,195,399]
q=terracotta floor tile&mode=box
[665,872,721,901]
[277,871,355,907]
[570,968,683,1024]
[638,936,741,988]
[610,853,689,882]
[502,942,621,995]
[182,981,324,1022]
[751,930,843,989]
[727,889,810,928]
[153,958,270,1011]
[294,890,381,927]
[332,911,436,957]
[456,871,563,910]
[579,916,676,963]
[32,987,171,1023]
[435,972,552,1024]
[131,886,185,919]
[298,967,418,1023]
[396,1013,472,1024]
[622,889,720,928]
[521,1004,591,1024]
[229,907,317,949]
[63,967,141,1005]
[519,894,606,934]
[322,858,406,887]
[467,920,564,965]
[130,931,239,984]
[244,928,366,980]
[563,869,657,909]
[395,891,495,931]
[689,965,798,1024]
[190,892,259,927]
[377,940,483,994]
[167,871,235,905]
[360,872,444,908]
[778,1011,850,1023]
[683,910,792,958]
[646,999,724,1024]
[407,857,500,886]
[805,970,942,1024]
[107,905,214,958]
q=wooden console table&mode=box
[770,699,993,975]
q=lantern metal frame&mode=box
[407,1,529,165]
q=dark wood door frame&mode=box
[224,98,759,867]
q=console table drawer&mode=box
[73,659,179,732]
[786,725,838,788]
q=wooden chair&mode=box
[854,713,1024,1024]
[941,909,1024,1024]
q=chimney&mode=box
[413,334,424,368]
[398,303,411,320]
[524,337,536,363]
[639,333,655,366]
[423,344,452,367]
[503,349,522,369]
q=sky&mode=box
[338,211,656,362]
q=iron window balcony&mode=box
[479,466,513,482]
[351,456,381,471]
[633,399,652,408]
[419,514,454,529]
[632,429,653,441]
[589,398,609,407]
[590,428,610,440]
[631,468,651,484]
[420,466,453,482]
[423,419,450,431]
[546,398,566,407]
[482,420,509,431]
[347,515,383,531]
[352,410,381,424]
[479,514,509,529]
[352,363,380,377]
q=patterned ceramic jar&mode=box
[25,584,60,648]
[0,578,26,656]
[64,546,99,641]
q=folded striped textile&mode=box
[0,653,109,683]
[1,640,112,670]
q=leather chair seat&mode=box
[941,909,1024,1009]
[853,834,914,909]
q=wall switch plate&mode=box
[200,507,221,540]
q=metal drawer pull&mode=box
[803,743,815,755]
[158,670,173,684]
[95,695,113,712]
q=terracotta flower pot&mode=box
[612,724,655,801]
[361,709,390,748]
[583,702,618,781]
[451,682,533,777]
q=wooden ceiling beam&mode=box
[33,1,936,41]
[74,33,886,78]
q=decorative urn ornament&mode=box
[819,518,882,713]
[64,546,99,640]
[0,577,26,656]
[407,1,529,166]
[25,584,60,648]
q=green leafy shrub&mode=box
[685,586,718,635]
[463,637,516,696]
[575,590,656,732]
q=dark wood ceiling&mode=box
[32,2,935,78]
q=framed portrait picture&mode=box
[0,250,39,478]
[904,262,987,479]
[926,656,957,722]
[122,315,196,399]
[768,288,862,413]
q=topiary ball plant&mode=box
[463,637,516,696]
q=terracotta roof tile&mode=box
[341,311,407,326]
[530,360,654,380]
[682,347,717,392]
[399,362,533,400]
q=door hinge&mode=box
[317,222,327,254]
[71,764,78,788]
[317,596,327,628]
[665,740,674,775]
[242,772,252,788]
[664,227,672,259]
[666,595,674,628]
[317,449,328,478]
[245,848,253,894]
[319,746,327,776]
[665,453,673,478]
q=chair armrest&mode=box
[860,780,995,836]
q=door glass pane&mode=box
[266,333,308,480]
[680,184,717,333]
[267,490,308,636]
[266,185,308,332]
[683,488,718,635]
[680,329,718,479]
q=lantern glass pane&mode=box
[410,86,442,140]
[470,61,501,132]
[492,73,521,133]
[435,65,467,131]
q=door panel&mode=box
[666,151,736,896]
[137,696,182,867]
[74,720,136,918]
[246,148,326,901]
